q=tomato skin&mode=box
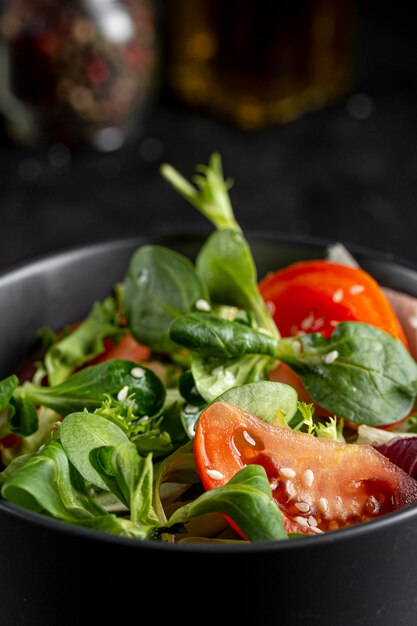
[259,260,408,347]
[195,402,417,537]
[92,333,151,364]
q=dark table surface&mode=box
[1,0,417,274]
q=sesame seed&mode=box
[138,415,150,423]
[184,404,200,414]
[224,371,236,386]
[130,367,145,378]
[117,385,129,402]
[243,430,256,446]
[294,516,310,527]
[319,497,329,513]
[310,526,324,534]
[292,340,302,354]
[303,469,315,488]
[349,284,365,295]
[409,315,417,329]
[285,480,296,497]
[206,469,224,480]
[301,314,314,330]
[280,467,296,478]
[266,301,276,315]
[88,487,95,497]
[323,350,339,364]
[332,288,344,303]
[308,515,318,527]
[195,298,211,312]
[295,502,310,512]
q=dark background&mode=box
[0,0,417,273]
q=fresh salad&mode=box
[2,153,417,543]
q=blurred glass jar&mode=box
[165,0,355,130]
[0,0,158,149]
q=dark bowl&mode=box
[1,232,417,626]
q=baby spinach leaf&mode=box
[90,443,159,527]
[178,370,206,406]
[8,397,39,436]
[277,322,417,426]
[123,245,208,353]
[167,465,288,542]
[153,441,200,524]
[0,375,38,437]
[216,381,298,426]
[60,412,130,490]
[0,375,19,411]
[45,297,123,386]
[192,353,275,402]
[0,441,104,520]
[169,313,278,359]
[197,229,278,335]
[16,359,166,419]
[74,515,155,540]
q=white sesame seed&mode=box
[311,317,325,331]
[309,526,324,534]
[349,284,365,295]
[206,469,224,480]
[295,502,310,513]
[138,415,150,423]
[323,350,339,364]
[409,315,417,329]
[195,298,211,312]
[301,314,314,330]
[291,340,302,354]
[88,487,95,497]
[332,288,344,303]
[294,516,310,527]
[266,301,276,315]
[285,480,296,497]
[319,497,329,514]
[303,469,315,488]
[308,515,318,527]
[280,467,296,478]
[117,385,129,402]
[224,371,236,386]
[243,430,256,446]
[184,404,200,414]
[130,367,145,378]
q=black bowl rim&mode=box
[1,228,417,554]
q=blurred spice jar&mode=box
[165,0,356,130]
[0,0,157,149]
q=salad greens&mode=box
[1,152,417,544]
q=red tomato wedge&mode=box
[259,260,408,346]
[194,402,417,536]
[259,260,409,421]
[92,333,151,364]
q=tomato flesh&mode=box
[194,402,417,536]
[92,333,151,364]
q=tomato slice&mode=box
[259,260,408,346]
[92,333,151,364]
[260,260,409,422]
[194,402,417,536]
